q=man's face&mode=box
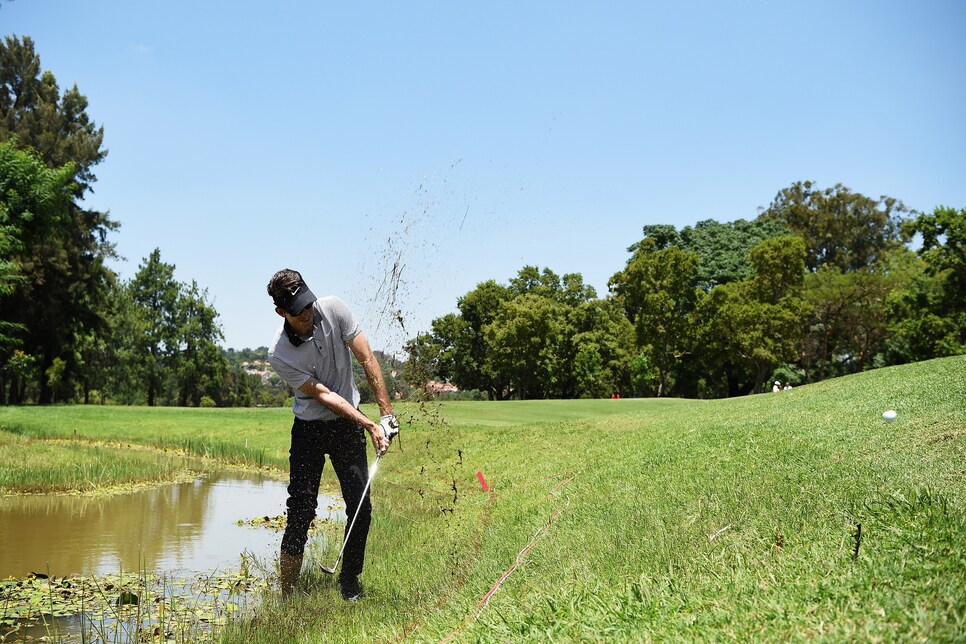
[277,303,313,336]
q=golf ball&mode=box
[883,410,897,422]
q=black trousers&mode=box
[280,416,371,577]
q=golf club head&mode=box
[319,562,337,575]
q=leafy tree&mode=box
[895,206,966,356]
[0,142,76,402]
[904,206,966,296]
[100,281,149,404]
[74,327,111,404]
[699,236,808,394]
[886,249,965,363]
[626,224,681,253]
[678,218,790,290]
[408,267,603,400]
[610,239,699,396]
[114,253,233,407]
[759,181,908,272]
[509,265,561,298]
[688,288,741,398]
[175,280,227,406]
[0,36,106,189]
[508,265,598,305]
[44,356,68,403]
[454,280,514,399]
[746,235,807,304]
[128,249,181,406]
[427,313,473,386]
[1,349,34,404]
[560,272,598,307]
[401,331,445,393]
[567,298,635,398]
[403,313,478,397]
[802,262,899,380]
[484,293,571,399]
[0,36,117,403]
[628,350,660,397]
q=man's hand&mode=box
[369,422,390,455]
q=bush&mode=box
[199,395,217,408]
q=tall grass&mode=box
[0,406,288,483]
[0,432,194,494]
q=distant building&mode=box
[425,380,458,394]
[242,361,272,383]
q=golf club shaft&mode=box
[320,453,380,574]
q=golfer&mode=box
[267,268,397,601]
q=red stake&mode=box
[476,470,489,492]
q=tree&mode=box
[802,261,900,381]
[896,206,966,356]
[100,281,149,404]
[610,239,699,396]
[407,267,602,400]
[0,36,106,189]
[759,181,908,272]
[678,218,790,290]
[402,331,445,393]
[567,298,635,398]
[484,293,571,400]
[626,224,681,253]
[0,36,117,403]
[128,250,181,406]
[0,142,76,402]
[175,280,227,406]
[699,236,808,394]
[746,235,807,305]
[454,280,514,399]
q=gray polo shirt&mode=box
[268,295,362,421]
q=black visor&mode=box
[274,280,316,315]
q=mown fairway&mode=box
[1,356,963,642]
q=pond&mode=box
[0,469,344,640]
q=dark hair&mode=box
[267,269,303,302]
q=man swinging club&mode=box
[267,269,399,601]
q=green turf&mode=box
[0,355,963,641]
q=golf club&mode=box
[319,452,381,575]
[319,415,398,575]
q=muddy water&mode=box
[0,471,344,580]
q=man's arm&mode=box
[348,331,395,418]
[297,377,390,453]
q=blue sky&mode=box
[4,1,964,354]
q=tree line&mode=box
[405,189,964,399]
[0,36,268,405]
[1,35,962,405]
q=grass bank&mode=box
[1,356,963,641]
[0,432,198,494]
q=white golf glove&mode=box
[379,414,400,443]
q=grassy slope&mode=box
[229,355,963,642]
[1,356,963,641]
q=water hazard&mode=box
[0,470,343,579]
[1,469,344,640]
